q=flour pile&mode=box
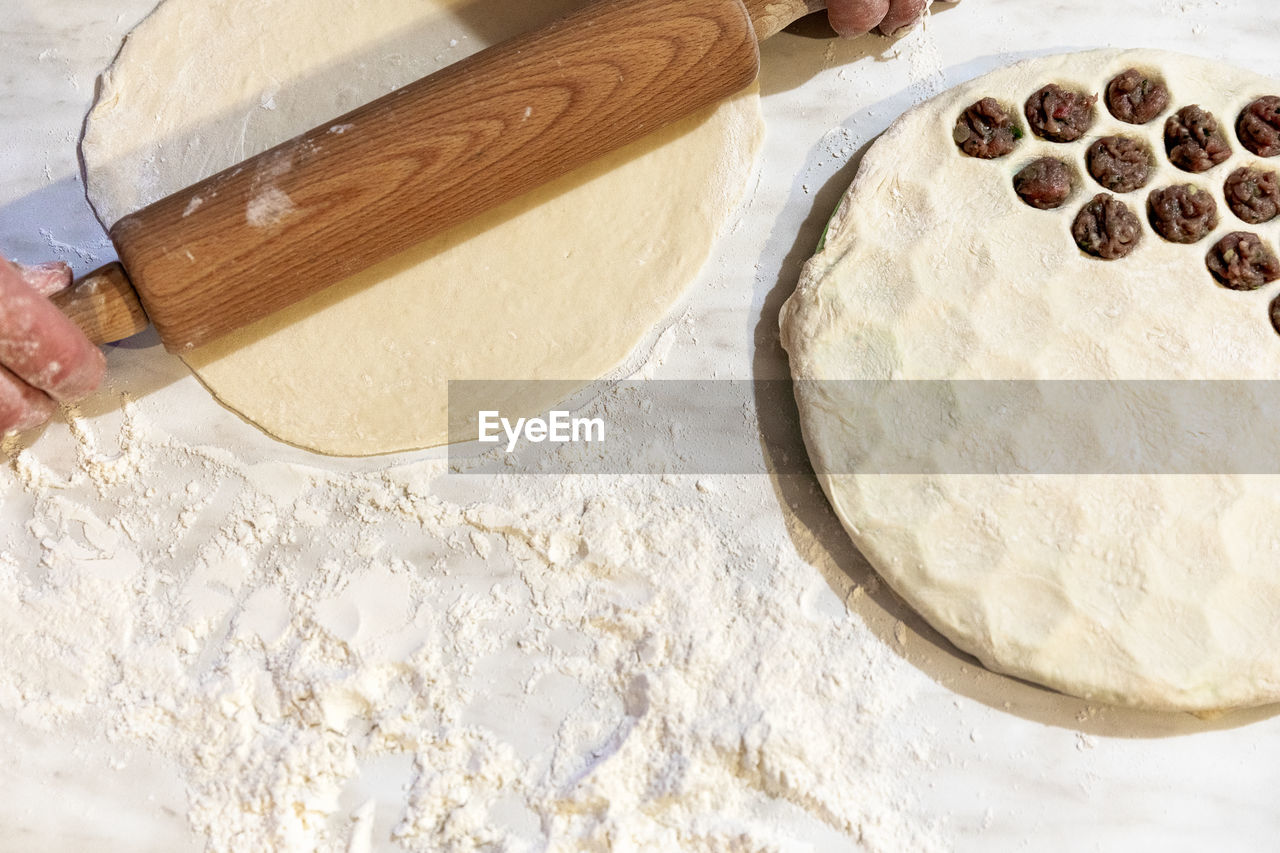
[0,394,946,850]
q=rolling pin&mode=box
[60,0,828,353]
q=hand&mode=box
[827,0,932,37]
[0,258,106,435]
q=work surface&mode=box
[4,0,1280,849]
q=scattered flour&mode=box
[0,394,948,851]
[245,187,297,228]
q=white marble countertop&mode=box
[4,0,1280,850]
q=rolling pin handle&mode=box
[741,0,829,40]
[51,262,150,346]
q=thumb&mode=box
[8,260,74,298]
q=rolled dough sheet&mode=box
[781,49,1280,711]
[82,0,763,455]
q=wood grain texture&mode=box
[110,0,768,352]
[742,0,829,39]
[51,262,149,346]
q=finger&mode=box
[0,259,106,401]
[14,260,73,298]
[878,0,929,35]
[827,0,891,37]
[0,363,57,435]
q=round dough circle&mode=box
[781,49,1280,711]
[82,0,763,455]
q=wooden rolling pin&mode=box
[62,0,827,353]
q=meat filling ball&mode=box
[1106,68,1171,125]
[1014,157,1073,209]
[1224,166,1280,224]
[1072,194,1142,260]
[1237,96,1280,158]
[1025,84,1097,142]
[1147,184,1219,244]
[1206,232,1280,290]
[954,98,1019,159]
[1087,136,1152,193]
[1165,105,1232,173]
